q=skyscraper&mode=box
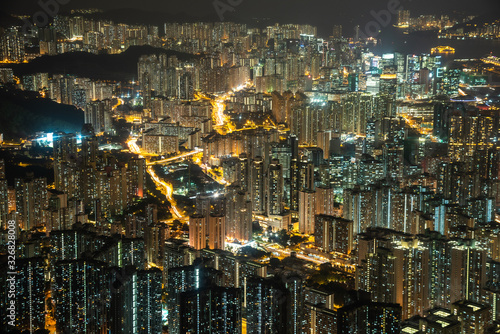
[314,215,354,255]
[15,176,48,231]
[397,10,410,27]
[167,263,222,334]
[180,285,242,333]
[121,268,163,334]
[332,25,342,39]
[208,214,226,250]
[16,257,46,332]
[267,159,284,215]
[337,300,401,333]
[189,214,206,250]
[225,186,252,242]
[251,157,265,214]
[299,190,316,234]
[245,276,288,333]
[53,259,109,333]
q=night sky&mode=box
[2,0,500,36]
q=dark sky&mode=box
[3,0,499,36]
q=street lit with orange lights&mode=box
[127,137,183,219]
[201,166,228,185]
[257,238,356,273]
[126,138,158,157]
[147,165,183,219]
[45,290,56,333]
[127,85,358,273]
[127,138,142,156]
[197,82,253,135]
[111,97,124,112]
[399,113,440,142]
[147,149,202,165]
[4,6,500,333]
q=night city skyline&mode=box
[0,0,499,333]
[3,0,500,34]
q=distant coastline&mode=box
[369,27,500,60]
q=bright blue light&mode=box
[162,308,168,324]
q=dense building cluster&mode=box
[0,8,499,334]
